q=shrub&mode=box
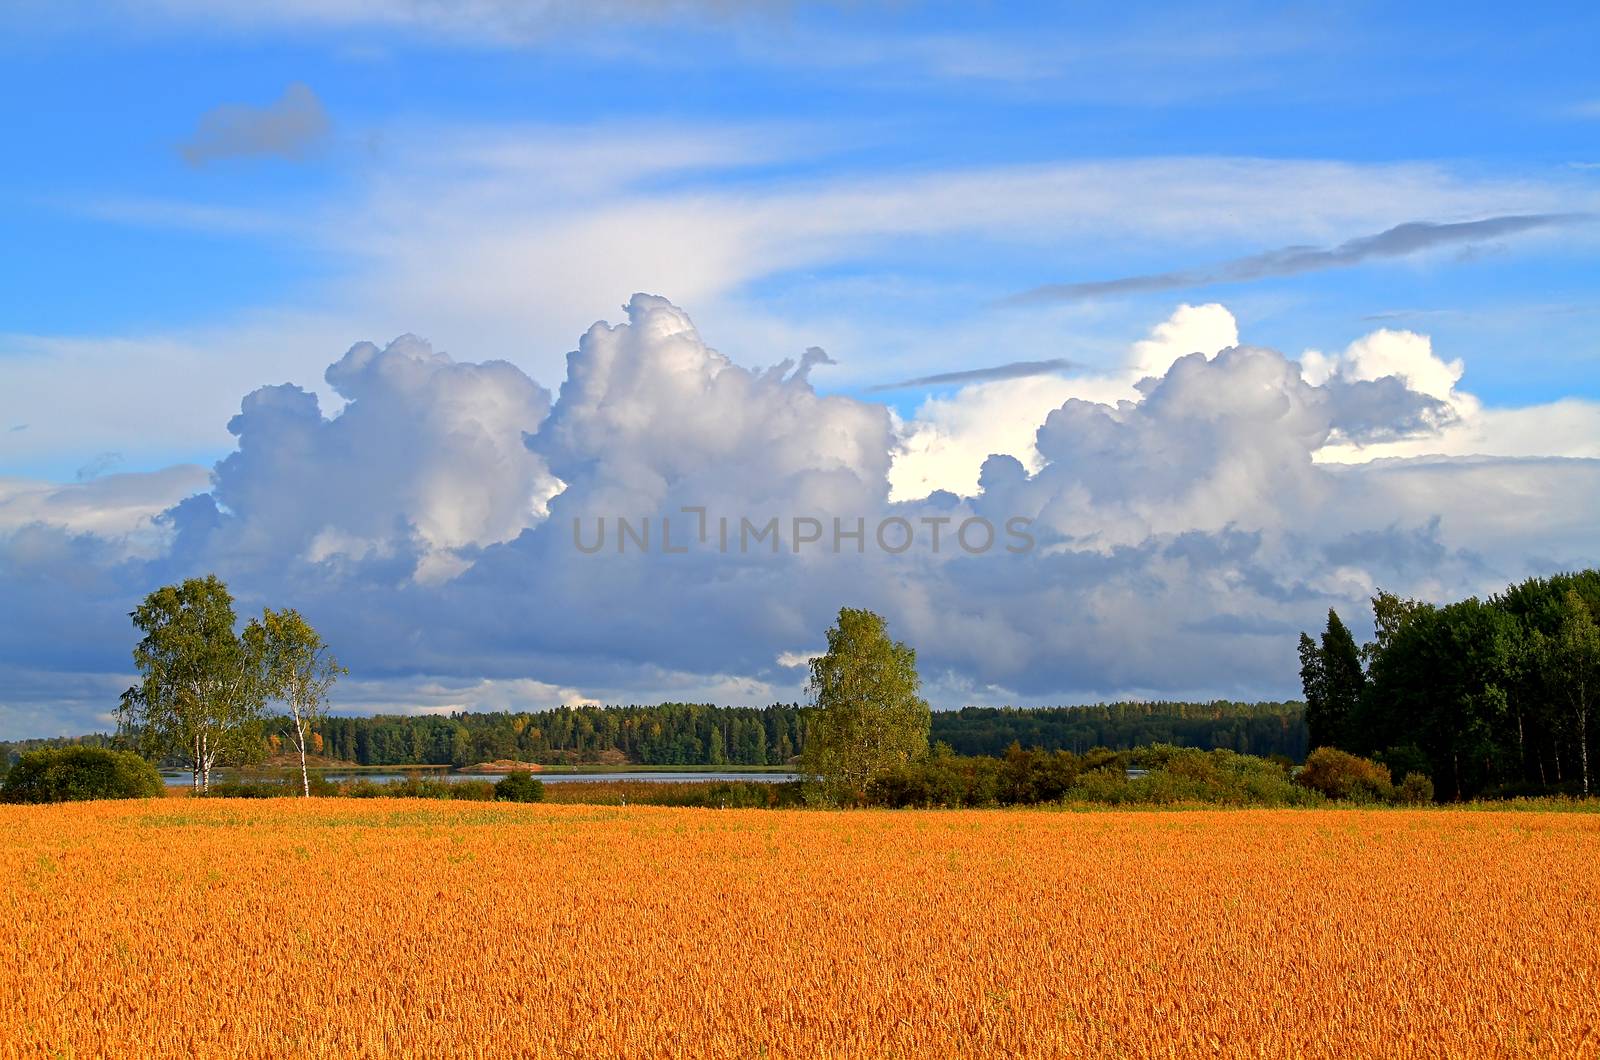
[657,780,798,809]
[1396,772,1435,805]
[495,773,546,803]
[867,753,1004,808]
[1378,745,1431,784]
[1068,747,1320,808]
[201,774,501,800]
[1295,747,1395,803]
[204,780,294,798]
[340,776,496,801]
[866,745,1322,809]
[0,746,164,803]
[997,744,1083,805]
[542,780,804,808]
[1063,765,1136,805]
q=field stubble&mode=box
[2,802,1596,1059]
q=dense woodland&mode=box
[304,703,808,767]
[3,701,1309,771]
[261,700,1311,767]
[933,702,1307,758]
[1300,569,1600,800]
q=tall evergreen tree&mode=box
[1320,610,1366,751]
[1300,609,1365,752]
[1297,632,1328,748]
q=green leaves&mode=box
[0,746,164,803]
[1322,570,1600,800]
[117,577,344,793]
[1299,609,1366,753]
[252,606,345,723]
[119,576,267,787]
[800,608,931,805]
[250,606,346,795]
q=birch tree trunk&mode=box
[1580,708,1590,798]
[295,711,311,797]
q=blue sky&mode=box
[4,2,1597,458]
[1,2,1598,735]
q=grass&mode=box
[526,763,794,775]
[542,779,803,807]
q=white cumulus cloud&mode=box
[2,295,1597,737]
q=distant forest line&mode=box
[2,700,1308,770]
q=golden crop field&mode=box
[2,802,1597,1059]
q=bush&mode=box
[656,780,799,808]
[867,752,1004,808]
[340,776,496,800]
[0,746,164,803]
[1063,765,1137,805]
[1377,744,1431,783]
[200,774,501,800]
[881,744,1428,811]
[542,779,803,808]
[1295,747,1395,803]
[863,743,1103,808]
[1065,747,1320,808]
[1396,772,1435,805]
[495,773,546,803]
[204,780,295,798]
[997,744,1083,804]
[864,744,1321,809]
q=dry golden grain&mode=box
[1,802,1596,1059]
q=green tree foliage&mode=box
[0,746,164,803]
[300,703,808,768]
[1367,590,1426,665]
[0,734,115,773]
[1315,569,1600,800]
[800,608,931,805]
[869,745,1320,808]
[249,607,346,797]
[1299,609,1365,751]
[1535,591,1600,796]
[1074,746,1323,808]
[868,742,1087,808]
[253,701,1303,770]
[1297,632,1325,744]
[931,701,1306,758]
[494,773,546,803]
[118,576,267,793]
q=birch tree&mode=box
[799,608,930,805]
[118,575,265,793]
[250,607,345,797]
[1541,591,1600,796]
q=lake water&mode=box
[163,770,797,788]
